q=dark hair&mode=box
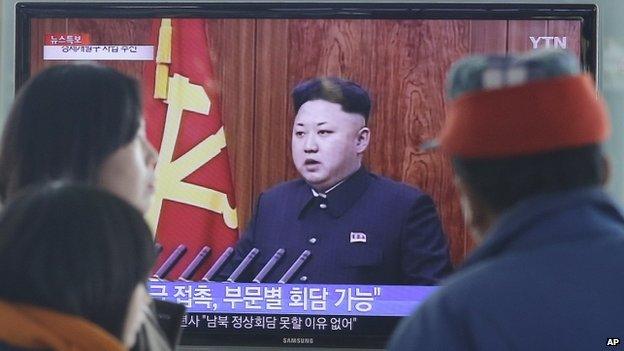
[292,77,371,123]
[0,183,155,339]
[0,64,142,201]
[453,144,604,212]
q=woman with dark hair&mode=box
[0,63,176,350]
[0,63,157,213]
[0,183,155,350]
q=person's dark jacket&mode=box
[388,188,624,350]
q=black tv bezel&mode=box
[14,2,598,349]
[16,2,597,90]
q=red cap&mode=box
[439,74,610,158]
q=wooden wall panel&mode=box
[253,20,291,203]
[470,20,507,54]
[508,20,548,53]
[367,20,470,267]
[548,20,581,57]
[208,19,256,233]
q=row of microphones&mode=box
[201,247,234,281]
[152,244,311,283]
[278,250,310,284]
[153,244,186,280]
[224,247,311,284]
[252,248,285,283]
[153,244,209,281]
[226,248,259,282]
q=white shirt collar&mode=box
[311,178,346,198]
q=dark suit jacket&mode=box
[387,188,624,350]
[221,167,451,285]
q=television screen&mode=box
[16,2,596,349]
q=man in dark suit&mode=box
[388,50,624,349]
[221,77,451,285]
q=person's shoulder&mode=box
[400,258,505,321]
[388,262,493,344]
[0,340,40,350]
[434,250,561,308]
[440,260,497,297]
[387,273,473,350]
[368,171,428,201]
[258,178,308,199]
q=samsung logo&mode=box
[283,337,314,344]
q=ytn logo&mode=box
[607,338,620,346]
[529,36,567,49]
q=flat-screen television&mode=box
[15,2,597,349]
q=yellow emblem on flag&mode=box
[145,19,238,232]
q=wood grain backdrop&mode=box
[29,18,580,266]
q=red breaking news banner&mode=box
[143,19,239,281]
[45,33,91,45]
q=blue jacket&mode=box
[221,167,451,284]
[387,188,624,350]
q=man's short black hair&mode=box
[453,144,604,213]
[292,77,371,123]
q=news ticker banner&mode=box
[42,32,153,60]
[147,281,437,317]
[43,45,154,60]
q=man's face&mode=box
[292,99,369,191]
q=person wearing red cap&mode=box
[388,49,623,350]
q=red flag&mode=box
[143,19,238,281]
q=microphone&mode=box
[252,248,285,283]
[153,244,187,280]
[201,247,234,281]
[178,246,211,281]
[226,248,259,282]
[278,250,311,284]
